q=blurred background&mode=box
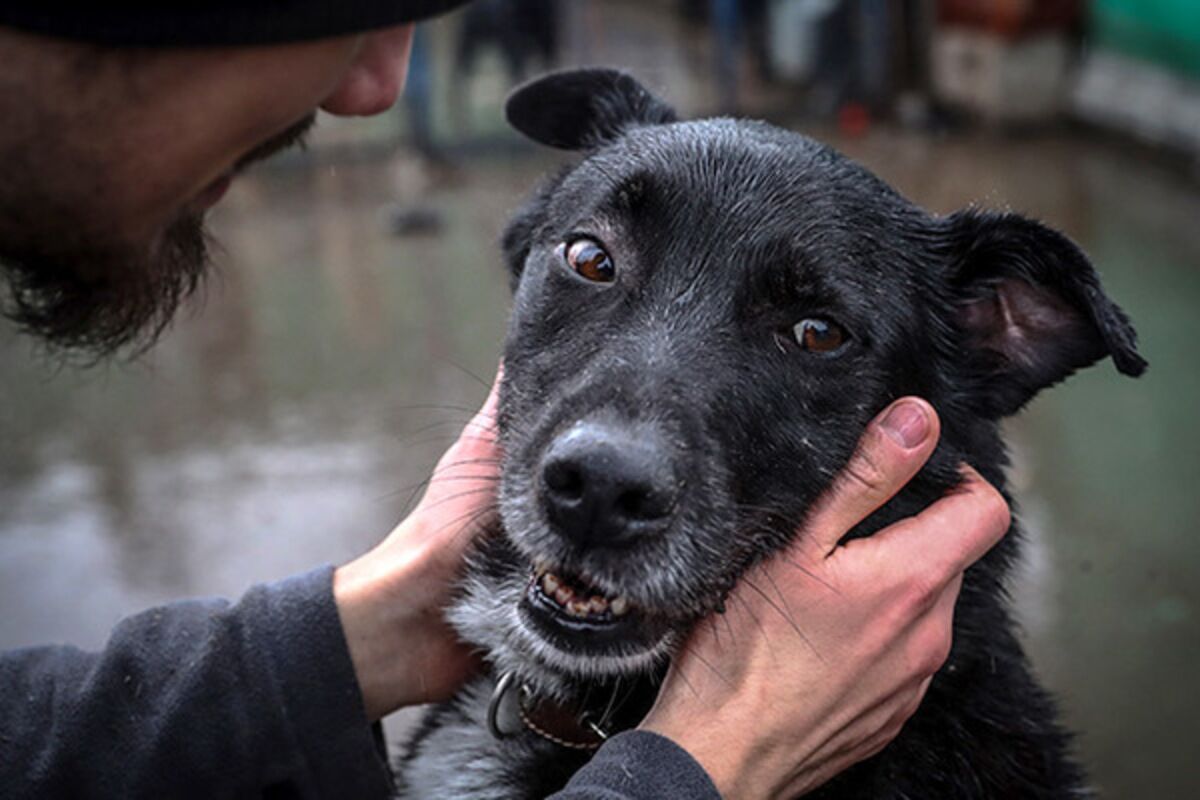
[2,1,1197,796]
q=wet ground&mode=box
[2,7,1198,798]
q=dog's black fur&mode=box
[397,69,1145,799]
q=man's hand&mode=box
[641,398,1010,799]
[334,369,502,720]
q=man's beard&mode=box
[0,112,315,358]
[1,215,210,358]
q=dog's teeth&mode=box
[534,568,628,620]
[566,598,590,617]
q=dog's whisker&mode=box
[761,569,797,623]
[389,437,465,454]
[673,661,701,699]
[777,553,840,595]
[431,455,503,470]
[720,613,736,647]
[394,417,492,440]
[742,575,822,663]
[396,424,499,450]
[381,471,499,499]
[391,402,501,419]
[425,473,504,484]
[419,487,501,517]
[435,451,504,462]
[686,648,732,689]
[377,468,500,511]
[378,477,432,514]
[733,502,813,534]
[613,676,639,717]
[736,516,840,594]
[707,617,725,653]
[726,591,769,654]
[434,357,495,392]
[400,428,500,449]
[430,503,501,541]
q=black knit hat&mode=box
[0,1,473,47]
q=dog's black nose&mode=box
[540,421,678,548]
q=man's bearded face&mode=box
[1,213,210,358]
[0,113,315,357]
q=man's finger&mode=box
[868,466,1010,582]
[801,398,941,557]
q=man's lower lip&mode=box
[195,174,232,209]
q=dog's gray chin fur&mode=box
[448,568,677,702]
[449,450,735,702]
[496,457,739,612]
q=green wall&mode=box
[1093,0,1200,78]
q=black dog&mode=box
[397,69,1145,798]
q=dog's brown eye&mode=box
[793,318,847,353]
[565,238,615,283]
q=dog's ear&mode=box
[941,209,1146,417]
[505,68,677,150]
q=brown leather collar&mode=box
[487,671,626,751]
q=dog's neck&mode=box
[489,668,661,751]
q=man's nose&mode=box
[321,24,415,117]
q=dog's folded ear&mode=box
[941,209,1147,417]
[505,68,677,150]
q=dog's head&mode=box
[452,69,1146,698]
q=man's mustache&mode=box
[234,113,317,173]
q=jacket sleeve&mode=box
[0,566,393,800]
[549,730,722,799]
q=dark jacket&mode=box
[0,567,719,799]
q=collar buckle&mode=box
[486,670,615,751]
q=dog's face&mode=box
[451,70,1145,698]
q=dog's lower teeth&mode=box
[534,566,634,619]
[567,599,590,617]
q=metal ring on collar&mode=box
[486,670,520,740]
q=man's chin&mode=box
[0,212,210,358]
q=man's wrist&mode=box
[333,518,477,719]
[640,715,751,799]
[334,524,427,720]
[334,547,405,720]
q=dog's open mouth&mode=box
[529,563,633,621]
[518,561,670,656]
